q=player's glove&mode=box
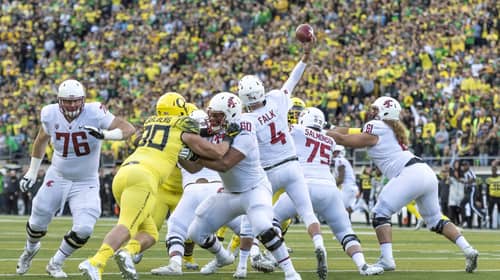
[81,125,105,139]
[179,147,199,161]
[19,157,42,193]
[223,122,241,144]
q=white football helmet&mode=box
[333,145,345,158]
[190,109,208,129]
[371,96,401,120]
[298,107,325,130]
[207,92,242,132]
[238,75,265,108]
[58,79,85,119]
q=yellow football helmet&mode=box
[156,92,188,116]
[185,103,199,115]
[288,97,306,124]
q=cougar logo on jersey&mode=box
[227,96,237,108]
[46,180,54,187]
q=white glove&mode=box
[19,157,42,192]
[178,147,198,161]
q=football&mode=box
[295,24,314,43]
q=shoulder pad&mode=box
[174,116,200,134]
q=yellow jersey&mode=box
[486,176,500,198]
[160,165,183,192]
[359,173,372,190]
[122,116,198,185]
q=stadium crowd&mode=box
[0,0,498,166]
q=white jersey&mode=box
[181,166,222,189]
[363,120,414,179]
[291,125,335,181]
[219,115,269,193]
[41,102,115,180]
[243,61,307,168]
[334,156,358,192]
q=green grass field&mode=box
[1,215,499,280]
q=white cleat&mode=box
[16,243,41,275]
[414,219,425,230]
[315,247,328,280]
[374,256,396,271]
[285,271,302,280]
[78,259,102,280]
[233,266,247,278]
[200,253,235,275]
[250,254,275,273]
[114,249,138,280]
[151,261,183,275]
[359,263,384,275]
[46,258,68,278]
[464,247,479,273]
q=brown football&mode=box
[295,24,314,43]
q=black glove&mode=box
[81,125,105,139]
[179,147,199,161]
[223,122,241,144]
[200,128,210,137]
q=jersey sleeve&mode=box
[175,116,200,134]
[40,105,52,134]
[88,102,115,129]
[362,120,386,136]
[230,131,254,157]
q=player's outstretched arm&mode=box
[108,117,136,139]
[281,39,315,96]
[197,147,245,172]
[82,117,135,140]
[326,130,378,149]
[19,127,50,192]
[182,132,230,160]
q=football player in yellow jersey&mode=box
[486,161,500,229]
[79,93,238,280]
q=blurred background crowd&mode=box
[0,1,498,220]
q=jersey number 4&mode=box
[269,122,286,144]
[305,138,331,164]
[56,132,90,157]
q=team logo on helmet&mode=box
[383,99,393,108]
[228,96,236,108]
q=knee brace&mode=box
[166,236,184,250]
[199,234,217,249]
[272,218,283,235]
[372,214,392,229]
[26,222,47,239]
[64,230,90,249]
[340,234,361,251]
[430,219,450,234]
[257,227,283,251]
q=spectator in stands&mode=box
[4,169,19,215]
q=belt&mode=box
[184,180,222,188]
[263,156,299,171]
[405,157,425,167]
[122,161,140,167]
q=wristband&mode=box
[103,128,124,140]
[29,157,42,175]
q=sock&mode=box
[271,243,294,273]
[183,255,194,263]
[380,243,393,260]
[124,239,141,255]
[90,243,114,267]
[25,240,40,252]
[238,249,249,269]
[171,255,182,266]
[53,238,78,264]
[229,235,241,253]
[312,234,324,249]
[351,252,366,269]
[250,242,260,257]
[455,236,472,251]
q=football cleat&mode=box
[46,257,68,278]
[251,254,275,273]
[78,259,102,280]
[374,256,396,271]
[233,266,247,278]
[16,242,41,275]
[114,249,138,280]
[360,263,384,275]
[464,247,479,273]
[151,261,182,275]
[315,246,328,280]
[285,271,302,280]
[200,253,234,275]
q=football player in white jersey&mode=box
[273,107,384,276]
[16,79,135,278]
[237,40,327,280]
[150,109,242,276]
[185,92,301,280]
[326,96,479,273]
[332,145,360,213]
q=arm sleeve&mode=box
[230,132,254,157]
[281,61,307,97]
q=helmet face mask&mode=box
[371,96,401,121]
[156,92,188,116]
[238,75,265,110]
[207,92,242,133]
[298,107,325,130]
[288,97,306,125]
[58,79,85,119]
[190,109,208,129]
